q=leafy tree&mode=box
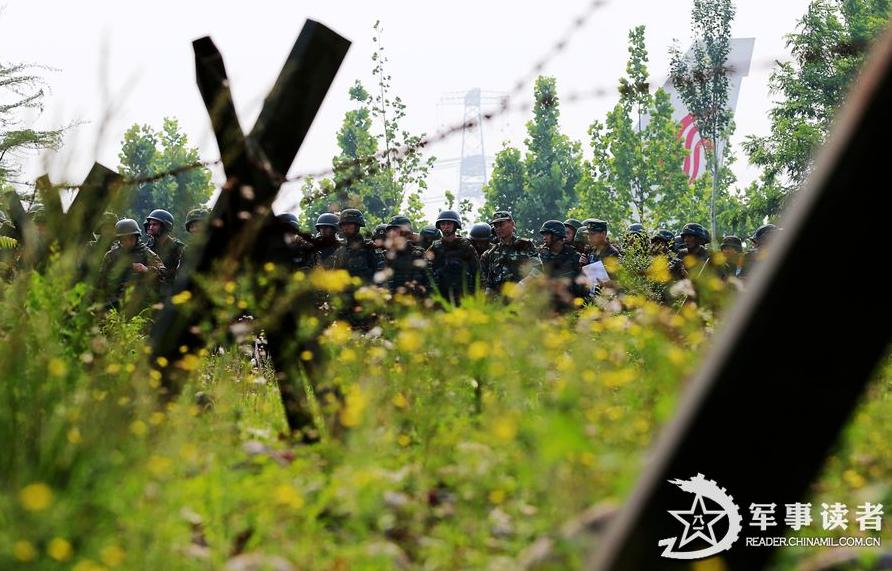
[481,77,582,236]
[742,0,891,218]
[117,117,214,228]
[300,22,434,230]
[573,27,693,230]
[0,61,64,189]
[670,0,736,241]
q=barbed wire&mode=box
[15,0,805,212]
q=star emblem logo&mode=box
[669,492,728,547]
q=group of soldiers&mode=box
[2,202,778,314]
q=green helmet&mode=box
[539,220,566,239]
[185,208,208,231]
[315,212,339,229]
[115,218,142,237]
[420,226,441,241]
[469,222,493,240]
[751,224,778,243]
[145,209,175,233]
[490,211,513,224]
[277,213,300,231]
[436,210,463,230]
[680,222,709,242]
[627,223,645,235]
[721,235,743,252]
[651,229,672,242]
[563,218,582,231]
[339,208,366,227]
[372,224,387,240]
[386,214,413,232]
[96,211,118,232]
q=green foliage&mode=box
[481,77,583,236]
[670,0,736,240]
[573,27,694,231]
[117,117,214,229]
[0,62,65,184]
[742,0,891,219]
[301,22,434,231]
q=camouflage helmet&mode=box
[419,226,442,241]
[563,218,582,231]
[582,218,608,233]
[145,209,174,233]
[469,222,493,240]
[185,208,208,231]
[372,224,388,240]
[386,214,413,232]
[490,211,513,224]
[627,223,645,235]
[339,208,366,227]
[115,218,142,237]
[539,219,567,239]
[315,212,339,229]
[721,235,744,252]
[276,212,300,231]
[652,229,675,243]
[435,210,463,230]
[751,224,778,243]
[680,222,709,242]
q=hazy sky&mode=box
[0,0,813,218]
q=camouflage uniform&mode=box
[313,235,342,269]
[385,241,429,295]
[147,235,186,286]
[427,237,479,302]
[99,239,166,311]
[480,236,542,295]
[333,235,385,283]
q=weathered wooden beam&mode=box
[590,27,892,571]
[65,163,124,247]
[149,22,349,437]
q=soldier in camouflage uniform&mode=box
[384,215,429,296]
[580,219,621,264]
[144,209,186,290]
[332,209,385,283]
[719,235,744,279]
[372,224,387,255]
[98,218,166,312]
[538,220,584,309]
[671,222,711,280]
[427,210,479,304]
[312,212,342,269]
[479,211,542,296]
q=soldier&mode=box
[468,222,494,258]
[580,219,621,264]
[313,212,342,269]
[427,210,479,304]
[418,226,442,251]
[372,224,388,254]
[98,218,165,312]
[563,218,584,253]
[275,212,316,270]
[384,215,428,296]
[624,223,649,253]
[740,224,779,278]
[332,208,385,283]
[538,220,584,308]
[671,222,711,279]
[650,229,675,256]
[720,235,745,278]
[144,209,185,288]
[479,211,541,296]
[184,208,208,235]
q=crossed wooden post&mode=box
[148,21,349,438]
[590,25,892,571]
[4,163,122,268]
